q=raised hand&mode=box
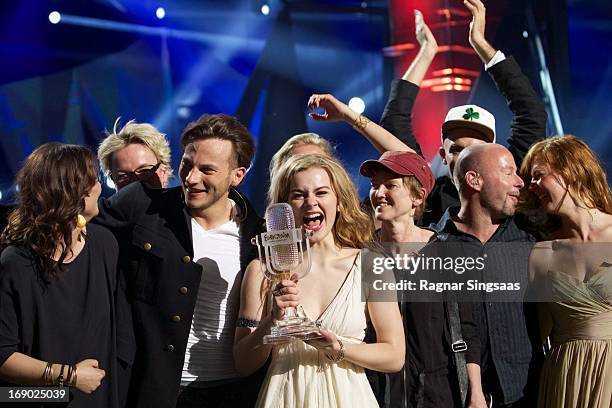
[464,0,486,49]
[464,0,496,63]
[307,94,356,123]
[401,10,437,85]
[74,359,105,394]
[414,10,438,54]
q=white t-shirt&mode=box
[181,204,242,383]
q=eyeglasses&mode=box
[112,162,162,185]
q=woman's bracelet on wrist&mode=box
[352,115,370,132]
[326,339,345,363]
[43,362,54,386]
[43,362,77,386]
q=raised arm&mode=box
[307,93,415,154]
[465,0,547,166]
[403,10,438,86]
[380,10,438,156]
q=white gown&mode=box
[256,254,379,407]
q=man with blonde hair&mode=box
[98,118,173,190]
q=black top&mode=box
[0,224,125,408]
[434,208,543,404]
[388,241,481,408]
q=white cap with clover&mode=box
[442,104,496,143]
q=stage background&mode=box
[0,0,609,213]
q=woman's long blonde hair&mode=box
[269,154,372,249]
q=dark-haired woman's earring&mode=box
[76,214,87,241]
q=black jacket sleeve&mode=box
[487,56,547,167]
[380,79,424,157]
[94,181,153,233]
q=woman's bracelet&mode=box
[57,364,66,387]
[352,115,371,132]
[236,317,260,328]
[42,362,54,386]
[326,339,345,363]
[69,364,78,387]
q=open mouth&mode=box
[303,213,324,232]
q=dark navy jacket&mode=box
[94,182,263,408]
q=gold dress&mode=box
[538,263,612,408]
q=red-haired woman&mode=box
[521,135,612,408]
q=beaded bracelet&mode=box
[236,317,259,328]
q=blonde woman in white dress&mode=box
[234,154,405,407]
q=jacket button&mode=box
[143,243,152,251]
[182,255,191,263]
[179,286,188,295]
[171,315,181,322]
[165,344,175,352]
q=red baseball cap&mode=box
[360,151,435,197]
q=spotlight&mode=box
[177,106,191,119]
[348,97,365,114]
[260,4,270,16]
[48,11,61,24]
[156,7,166,20]
[0,191,3,201]
[106,177,116,190]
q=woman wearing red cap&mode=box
[360,151,487,408]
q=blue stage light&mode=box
[261,4,270,16]
[156,7,166,20]
[49,11,62,24]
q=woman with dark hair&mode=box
[520,135,612,408]
[234,154,405,407]
[0,143,130,407]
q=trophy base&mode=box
[263,317,323,345]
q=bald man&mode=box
[427,144,542,407]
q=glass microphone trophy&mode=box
[251,203,322,344]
